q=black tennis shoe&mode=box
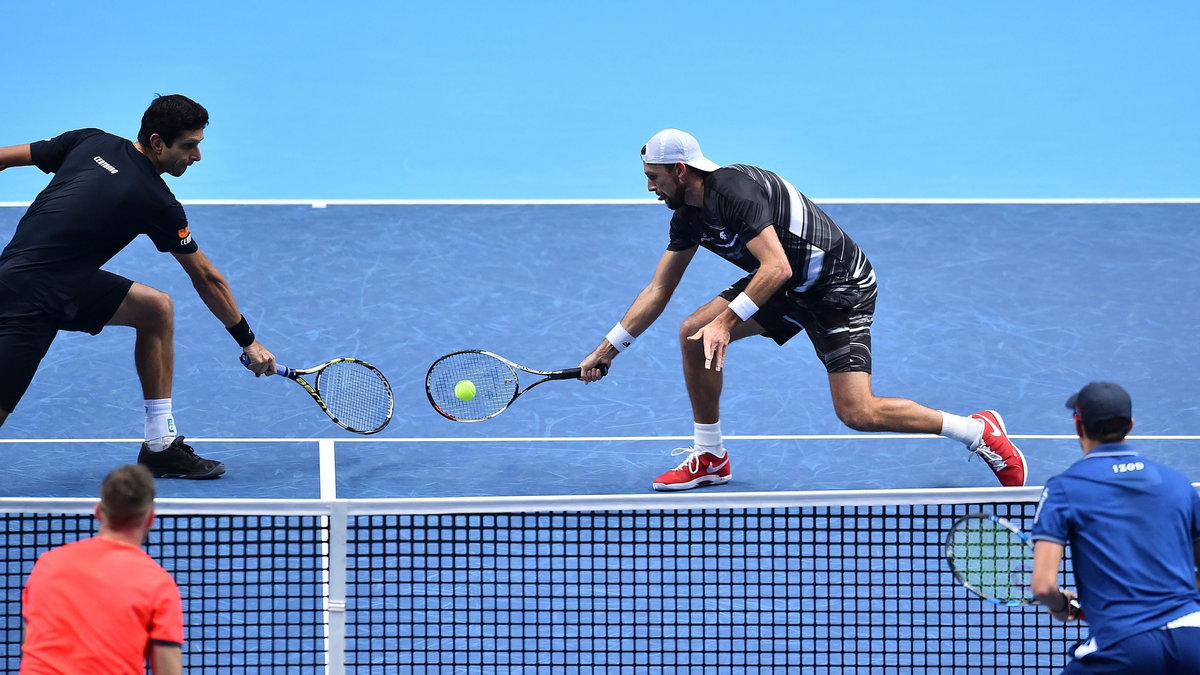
[137,435,226,479]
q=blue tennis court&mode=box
[1,201,1197,498]
[2,201,1198,672]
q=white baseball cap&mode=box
[641,129,721,172]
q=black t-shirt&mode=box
[667,164,875,300]
[0,129,198,319]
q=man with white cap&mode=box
[577,129,1026,491]
[1030,381,1200,672]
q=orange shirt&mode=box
[21,536,183,675]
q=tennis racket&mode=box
[945,512,1082,615]
[425,349,606,422]
[240,354,393,434]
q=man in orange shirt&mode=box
[21,464,183,674]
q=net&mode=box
[2,507,328,671]
[3,489,1086,673]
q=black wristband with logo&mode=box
[226,315,255,348]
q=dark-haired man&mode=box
[21,464,183,674]
[0,94,276,478]
[1030,381,1200,673]
[578,128,1026,491]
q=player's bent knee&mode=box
[678,317,704,342]
[138,289,175,326]
[835,405,877,432]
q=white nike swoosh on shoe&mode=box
[979,415,1003,437]
[706,459,730,473]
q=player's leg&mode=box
[1061,630,1168,673]
[803,289,1025,487]
[66,272,224,479]
[0,288,62,428]
[827,372,943,432]
[652,291,764,491]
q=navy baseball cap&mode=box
[1065,382,1132,431]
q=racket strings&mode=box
[314,361,393,432]
[949,518,1032,604]
[427,352,518,421]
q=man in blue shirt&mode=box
[1031,381,1200,673]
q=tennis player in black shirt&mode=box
[578,129,1026,491]
[0,94,276,479]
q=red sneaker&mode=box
[969,410,1027,487]
[652,447,732,491]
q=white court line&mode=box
[0,434,1197,443]
[318,439,337,500]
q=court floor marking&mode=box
[0,434,1196,443]
[319,439,337,500]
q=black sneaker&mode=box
[137,435,226,479]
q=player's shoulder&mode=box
[44,128,112,144]
[707,164,771,200]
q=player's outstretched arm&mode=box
[0,144,33,172]
[1030,540,1079,621]
[172,249,277,376]
[579,247,696,381]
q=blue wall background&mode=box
[1,1,1197,200]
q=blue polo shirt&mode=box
[1031,445,1200,649]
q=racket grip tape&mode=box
[572,363,609,379]
[239,353,288,376]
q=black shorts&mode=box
[720,277,877,373]
[0,270,133,413]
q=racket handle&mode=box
[239,353,288,376]
[1068,598,1085,620]
[560,363,609,380]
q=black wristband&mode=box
[226,315,255,348]
[1048,591,1069,613]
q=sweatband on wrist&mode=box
[605,323,635,352]
[226,315,256,348]
[1048,591,1069,613]
[727,292,759,321]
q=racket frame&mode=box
[946,512,1036,606]
[424,349,595,422]
[242,354,394,434]
[945,512,1082,615]
[288,358,393,434]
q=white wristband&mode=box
[727,292,759,321]
[605,323,635,352]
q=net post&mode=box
[326,499,348,674]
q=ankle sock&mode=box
[144,398,177,452]
[695,421,725,456]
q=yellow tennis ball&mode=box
[454,379,476,402]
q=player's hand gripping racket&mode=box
[945,512,1082,617]
[425,349,607,422]
[240,354,394,434]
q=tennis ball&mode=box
[454,379,477,402]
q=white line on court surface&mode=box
[1,434,1197,443]
[318,439,336,500]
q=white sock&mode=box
[144,398,177,452]
[940,411,984,448]
[694,421,725,456]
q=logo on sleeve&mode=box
[177,226,192,245]
[92,156,119,174]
